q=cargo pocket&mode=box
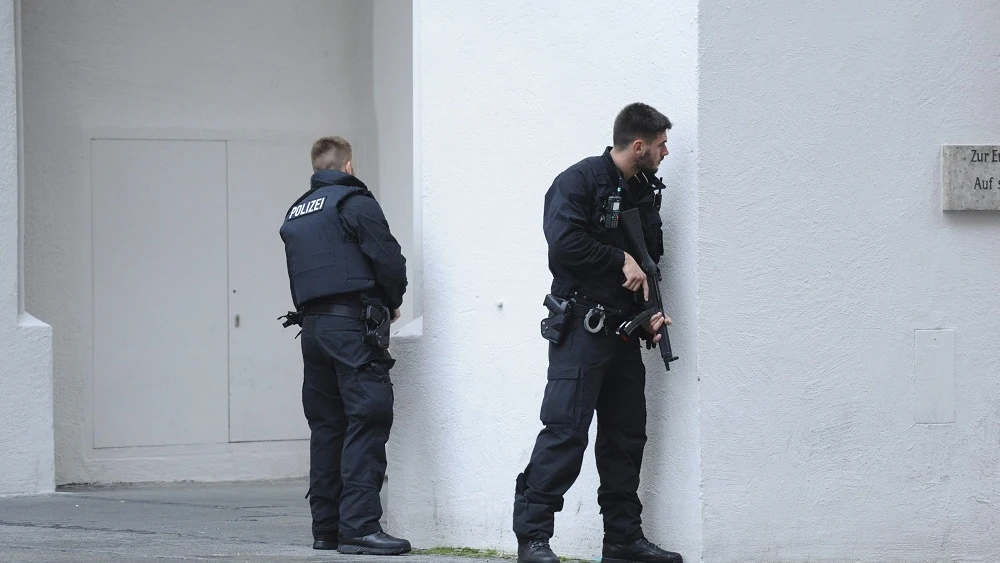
[359,361,394,425]
[539,365,582,427]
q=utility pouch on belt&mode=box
[540,294,571,344]
[364,304,391,348]
[278,310,303,328]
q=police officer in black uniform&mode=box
[279,136,409,555]
[513,104,683,563]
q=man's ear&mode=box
[345,160,354,176]
[632,138,644,154]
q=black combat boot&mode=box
[603,537,683,563]
[312,538,337,550]
[312,531,338,550]
[517,538,560,563]
[337,531,411,555]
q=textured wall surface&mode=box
[20,0,377,484]
[373,0,419,326]
[0,0,15,325]
[0,0,54,495]
[699,0,1000,561]
[386,0,700,558]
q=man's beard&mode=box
[637,150,659,173]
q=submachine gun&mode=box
[615,208,679,371]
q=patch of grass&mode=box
[413,547,511,559]
[413,546,593,563]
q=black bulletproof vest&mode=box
[279,182,377,308]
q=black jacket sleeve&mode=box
[340,194,408,310]
[543,169,626,275]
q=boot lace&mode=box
[529,539,552,551]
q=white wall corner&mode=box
[0,0,55,496]
[0,313,55,496]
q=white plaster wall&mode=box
[387,1,699,557]
[373,0,419,325]
[698,1,1000,561]
[21,0,377,484]
[0,0,54,495]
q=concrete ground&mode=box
[0,479,510,563]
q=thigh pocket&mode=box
[539,365,582,427]
[359,361,394,425]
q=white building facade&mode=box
[2,1,998,562]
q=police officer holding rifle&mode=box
[513,103,682,563]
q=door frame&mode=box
[78,127,367,481]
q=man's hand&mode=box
[645,312,673,343]
[622,252,649,300]
[391,309,401,323]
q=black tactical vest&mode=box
[279,178,377,308]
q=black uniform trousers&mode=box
[513,319,648,545]
[300,312,395,541]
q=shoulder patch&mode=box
[287,196,326,220]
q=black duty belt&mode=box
[302,302,363,318]
[569,301,630,336]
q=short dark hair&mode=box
[311,136,352,171]
[613,103,672,149]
